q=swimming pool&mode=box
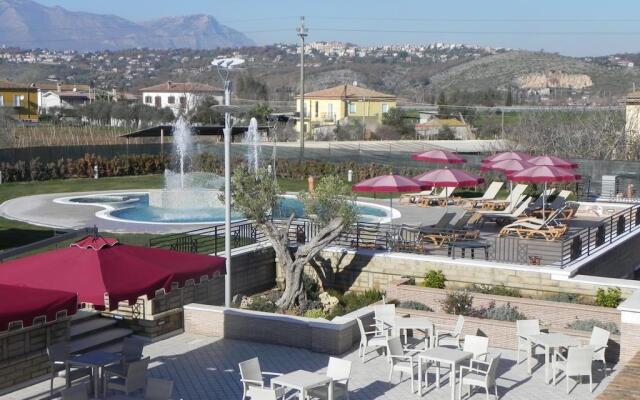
[57,192,394,225]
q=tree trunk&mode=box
[276,258,306,309]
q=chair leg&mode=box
[566,375,570,394]
[494,384,499,400]
[486,387,490,400]
[388,366,393,383]
[589,373,593,393]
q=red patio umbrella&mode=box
[0,284,77,331]
[528,155,578,169]
[411,149,466,164]
[414,168,484,210]
[0,236,226,310]
[352,174,421,224]
[481,159,534,206]
[481,151,531,164]
[508,165,581,216]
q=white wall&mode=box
[142,91,223,116]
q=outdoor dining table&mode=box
[417,347,473,400]
[526,332,583,384]
[67,350,122,398]
[271,369,334,400]
[393,316,435,348]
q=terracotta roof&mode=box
[299,84,396,100]
[36,83,91,92]
[0,80,37,90]
[139,81,223,93]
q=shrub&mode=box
[422,270,446,289]
[481,302,527,322]
[302,273,321,301]
[567,318,620,335]
[399,301,433,312]
[544,292,584,304]
[303,308,328,319]
[441,291,474,315]
[245,296,278,313]
[595,287,623,308]
[341,289,383,312]
[467,284,520,298]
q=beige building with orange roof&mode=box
[625,91,640,140]
[295,84,396,133]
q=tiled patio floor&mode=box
[3,333,617,400]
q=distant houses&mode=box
[37,82,94,112]
[295,84,397,133]
[0,80,39,122]
[139,81,224,116]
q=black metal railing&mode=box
[559,203,640,268]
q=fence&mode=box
[560,203,640,267]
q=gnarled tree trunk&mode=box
[261,214,346,309]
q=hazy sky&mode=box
[35,0,640,56]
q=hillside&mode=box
[0,0,254,50]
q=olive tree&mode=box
[227,168,357,309]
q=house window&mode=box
[314,101,319,118]
[154,96,161,108]
[348,102,357,114]
[144,96,152,104]
[179,97,187,108]
[168,96,176,104]
[382,103,389,113]
[14,95,23,107]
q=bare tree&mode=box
[505,110,628,159]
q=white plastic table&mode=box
[526,333,583,383]
[393,316,435,347]
[417,347,473,400]
[68,350,122,398]
[271,370,333,400]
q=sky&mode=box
[35,0,640,56]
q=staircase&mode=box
[70,310,133,354]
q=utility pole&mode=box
[297,16,308,161]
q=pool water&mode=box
[68,193,390,224]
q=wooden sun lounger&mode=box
[464,182,504,208]
[499,223,567,241]
[417,187,457,207]
[477,184,529,211]
[400,189,434,204]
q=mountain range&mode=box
[0,0,254,51]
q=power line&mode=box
[309,16,640,23]
[313,28,640,36]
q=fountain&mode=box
[244,117,261,175]
[148,118,224,209]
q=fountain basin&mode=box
[148,189,221,209]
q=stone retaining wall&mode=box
[306,248,638,299]
[0,318,70,392]
[183,304,375,355]
[387,281,621,332]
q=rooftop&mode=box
[300,84,397,100]
[5,333,617,400]
[139,81,224,93]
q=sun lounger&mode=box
[478,184,528,211]
[499,207,568,240]
[352,223,386,249]
[419,212,481,247]
[400,189,434,205]
[465,182,504,208]
[418,187,458,207]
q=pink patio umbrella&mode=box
[411,149,467,164]
[528,155,578,169]
[481,159,534,205]
[414,168,484,210]
[352,174,422,224]
[508,165,581,217]
[481,151,531,165]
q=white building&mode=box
[39,90,93,112]
[139,81,224,116]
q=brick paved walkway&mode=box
[3,333,617,400]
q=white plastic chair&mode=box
[307,357,352,400]
[246,387,279,400]
[357,317,387,362]
[516,320,542,366]
[386,336,424,393]
[458,353,501,400]
[103,356,150,397]
[437,315,464,348]
[463,335,490,364]
[144,377,174,400]
[553,346,594,394]
[238,358,284,400]
[373,304,396,336]
[587,326,610,376]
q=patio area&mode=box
[4,332,617,400]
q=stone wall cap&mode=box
[618,289,640,312]
[184,304,225,313]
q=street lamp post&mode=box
[212,57,245,308]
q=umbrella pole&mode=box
[389,194,393,251]
[543,182,547,221]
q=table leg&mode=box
[93,366,100,398]
[328,381,334,400]
[527,339,532,375]
[545,346,551,384]
[436,361,441,388]
[450,361,456,400]
[418,358,423,396]
[470,248,475,259]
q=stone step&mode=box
[70,328,133,354]
[71,309,101,324]
[70,317,118,338]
